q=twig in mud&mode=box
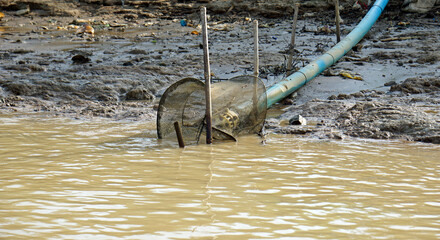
[380,36,416,42]
[411,21,440,26]
[289,49,306,72]
[344,56,371,62]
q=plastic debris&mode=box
[289,114,307,125]
[180,20,187,27]
[15,6,30,16]
[68,24,80,29]
[353,0,370,10]
[0,12,4,20]
[76,23,95,37]
[191,30,199,35]
[317,25,332,34]
[397,21,410,26]
[212,23,233,31]
[339,71,363,80]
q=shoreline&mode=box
[1,1,439,143]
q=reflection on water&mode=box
[1,114,439,239]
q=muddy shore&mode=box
[1,0,439,144]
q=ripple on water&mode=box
[0,117,439,239]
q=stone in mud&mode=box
[123,61,134,66]
[125,87,154,101]
[72,54,90,64]
[289,114,307,125]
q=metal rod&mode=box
[334,0,341,43]
[201,7,212,144]
[287,3,300,73]
[174,121,185,148]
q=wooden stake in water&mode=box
[201,7,212,144]
[334,0,341,43]
[174,121,185,148]
[287,3,300,73]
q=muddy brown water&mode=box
[1,114,439,239]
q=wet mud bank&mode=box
[1,0,440,143]
[268,78,440,144]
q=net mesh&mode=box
[157,76,267,144]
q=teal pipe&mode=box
[266,0,389,107]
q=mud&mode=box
[1,0,440,143]
[273,78,440,144]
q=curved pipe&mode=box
[266,0,389,107]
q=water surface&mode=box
[1,115,439,239]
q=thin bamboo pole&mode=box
[253,20,259,78]
[252,20,259,121]
[201,7,212,144]
[287,3,300,73]
[334,0,341,43]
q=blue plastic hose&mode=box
[266,0,389,107]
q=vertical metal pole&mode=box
[287,3,299,73]
[174,121,185,148]
[334,0,341,43]
[201,7,212,144]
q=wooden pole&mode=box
[253,20,259,78]
[334,0,341,43]
[252,20,259,120]
[287,3,300,73]
[201,7,212,144]
[174,121,185,148]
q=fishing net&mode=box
[157,75,267,144]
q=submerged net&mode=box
[157,75,267,144]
